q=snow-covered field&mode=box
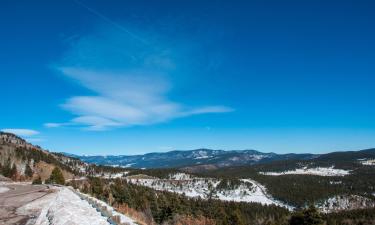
[18,186,136,225]
[260,166,350,176]
[127,173,291,209]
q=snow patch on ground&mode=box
[19,187,110,225]
[359,159,375,166]
[40,188,110,225]
[260,166,350,176]
[77,192,138,225]
[0,186,10,193]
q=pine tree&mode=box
[1,161,12,177]
[289,205,323,225]
[48,167,65,185]
[228,209,245,225]
[25,163,33,177]
[10,164,18,179]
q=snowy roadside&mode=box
[75,191,138,225]
[0,186,10,193]
[18,186,137,225]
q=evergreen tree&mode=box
[10,164,18,179]
[228,209,245,225]
[1,161,12,177]
[25,163,33,177]
[290,205,323,225]
[48,167,65,185]
[91,177,104,197]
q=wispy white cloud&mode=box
[1,129,40,137]
[44,123,65,128]
[47,26,233,130]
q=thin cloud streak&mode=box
[73,0,149,45]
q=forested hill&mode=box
[66,149,316,169]
[0,132,86,181]
[0,132,128,182]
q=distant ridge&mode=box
[64,148,317,169]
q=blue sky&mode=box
[1,0,375,155]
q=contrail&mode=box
[73,0,149,45]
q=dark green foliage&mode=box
[254,175,344,207]
[32,176,42,184]
[25,163,33,177]
[90,177,104,197]
[289,206,323,225]
[324,208,375,225]
[0,160,13,178]
[46,167,65,185]
[228,209,246,225]
[216,178,244,191]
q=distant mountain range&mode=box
[64,149,317,169]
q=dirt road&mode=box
[0,183,51,225]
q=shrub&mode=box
[32,176,42,184]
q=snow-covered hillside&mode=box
[127,173,291,209]
[260,166,350,176]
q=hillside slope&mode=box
[0,132,85,181]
